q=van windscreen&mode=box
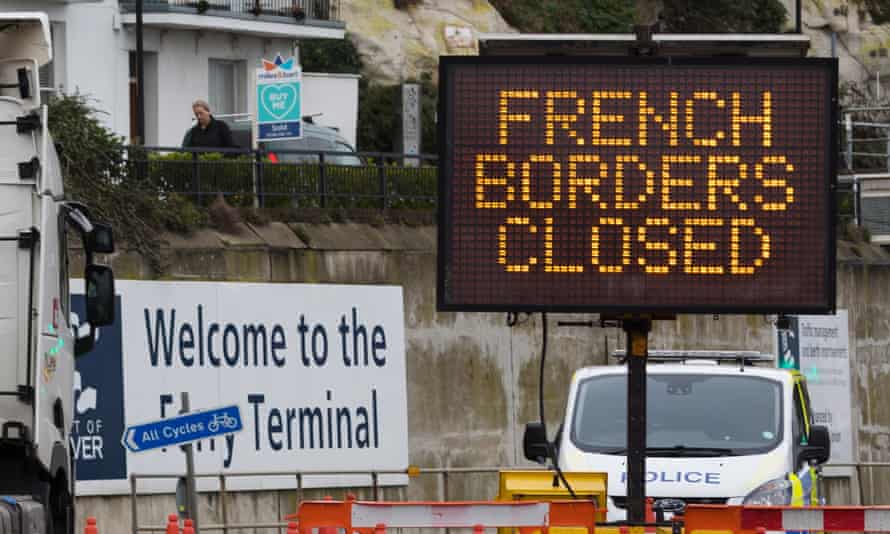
[571,374,782,456]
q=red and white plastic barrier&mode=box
[350,502,551,528]
[684,505,890,533]
[290,498,600,534]
[741,507,890,532]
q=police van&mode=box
[523,352,830,520]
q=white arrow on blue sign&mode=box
[121,405,243,453]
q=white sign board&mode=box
[71,280,408,495]
[776,310,854,474]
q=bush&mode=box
[859,0,890,25]
[358,75,437,154]
[48,93,208,271]
[159,192,208,233]
[489,0,633,33]
[208,194,243,234]
[489,0,787,33]
[298,35,363,74]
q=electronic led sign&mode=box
[438,57,837,313]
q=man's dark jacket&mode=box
[182,116,235,148]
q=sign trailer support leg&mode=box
[624,317,651,523]
[180,392,200,534]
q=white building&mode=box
[0,0,360,147]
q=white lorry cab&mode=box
[523,352,830,520]
[0,13,116,534]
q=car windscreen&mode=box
[571,373,782,456]
[327,142,362,166]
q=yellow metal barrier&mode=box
[496,470,607,534]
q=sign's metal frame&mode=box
[436,55,838,315]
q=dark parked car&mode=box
[224,116,363,166]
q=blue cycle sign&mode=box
[122,405,243,453]
[257,53,302,141]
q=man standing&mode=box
[182,99,235,148]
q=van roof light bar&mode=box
[611,349,774,365]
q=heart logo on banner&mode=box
[260,84,298,120]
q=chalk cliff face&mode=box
[338,0,515,83]
[783,0,890,89]
[342,0,890,90]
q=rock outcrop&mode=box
[340,0,515,84]
[781,0,890,90]
[343,0,890,92]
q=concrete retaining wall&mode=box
[71,222,890,533]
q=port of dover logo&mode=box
[256,53,302,141]
[71,295,127,481]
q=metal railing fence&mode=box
[119,0,341,22]
[125,146,437,210]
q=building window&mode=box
[208,59,246,117]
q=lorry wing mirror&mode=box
[85,264,115,327]
[88,223,115,254]
[801,425,831,465]
[523,422,550,464]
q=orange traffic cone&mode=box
[84,518,98,534]
[183,519,195,534]
[166,514,180,534]
[645,497,656,533]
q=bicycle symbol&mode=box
[208,412,239,433]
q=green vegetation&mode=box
[358,75,437,154]
[48,94,206,271]
[857,0,890,24]
[489,0,787,33]
[490,0,633,33]
[298,35,363,74]
[145,152,436,210]
[660,0,786,33]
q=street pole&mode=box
[180,392,200,534]
[136,0,145,145]
[624,318,651,524]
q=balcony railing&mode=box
[120,0,342,24]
